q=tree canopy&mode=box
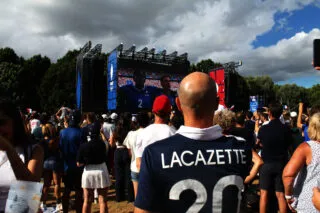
[0,47,318,113]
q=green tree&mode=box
[307,84,320,106]
[19,55,51,110]
[0,47,20,64]
[245,75,276,105]
[276,84,307,110]
[0,62,23,100]
[40,50,80,113]
[189,63,197,73]
[190,59,222,73]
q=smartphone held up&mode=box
[313,39,320,69]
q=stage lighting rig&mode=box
[115,43,189,65]
[224,60,242,69]
[77,41,92,63]
[114,43,123,56]
[122,44,136,58]
[80,41,92,55]
[147,47,155,55]
[146,47,155,60]
[152,49,166,62]
[164,51,178,63]
[179,53,188,59]
[161,50,167,61]
[135,47,148,60]
[168,51,178,57]
[84,44,102,58]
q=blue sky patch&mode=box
[276,73,320,88]
[252,4,320,48]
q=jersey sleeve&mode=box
[134,148,160,211]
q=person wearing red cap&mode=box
[134,72,252,213]
[135,95,176,172]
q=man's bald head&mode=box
[177,72,218,116]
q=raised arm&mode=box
[0,135,43,182]
[313,187,320,211]
[283,143,311,210]
[55,108,62,120]
[297,102,303,129]
[244,150,263,184]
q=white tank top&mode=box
[295,141,320,213]
[0,147,27,212]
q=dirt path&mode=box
[46,180,260,213]
[45,181,134,213]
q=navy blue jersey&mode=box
[159,89,177,107]
[135,134,252,213]
[118,85,161,112]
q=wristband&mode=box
[285,195,293,200]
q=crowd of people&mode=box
[0,71,320,213]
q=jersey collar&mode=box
[176,125,223,141]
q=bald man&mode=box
[134,72,252,213]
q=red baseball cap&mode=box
[152,95,172,115]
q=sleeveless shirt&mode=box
[0,146,31,211]
[295,141,320,213]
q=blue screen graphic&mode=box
[249,96,258,112]
[76,68,81,109]
[107,51,118,110]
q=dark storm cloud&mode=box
[32,0,209,44]
[0,0,319,83]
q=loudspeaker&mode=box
[80,56,106,112]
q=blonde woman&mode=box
[213,109,235,134]
[283,112,320,212]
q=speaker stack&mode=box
[76,42,106,113]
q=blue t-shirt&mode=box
[135,134,252,213]
[118,85,160,112]
[59,127,83,171]
[302,124,310,141]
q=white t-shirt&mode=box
[123,128,144,173]
[29,119,40,134]
[135,124,176,158]
[102,122,115,140]
[59,107,71,120]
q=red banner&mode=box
[209,69,225,107]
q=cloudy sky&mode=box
[1,0,320,87]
